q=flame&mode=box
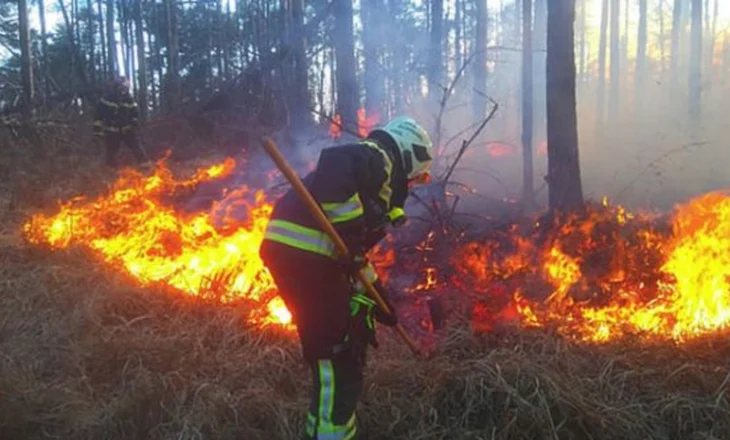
[25,153,730,345]
[329,114,342,140]
[487,143,516,157]
[23,159,293,330]
[356,108,379,138]
[329,109,380,140]
[411,267,438,292]
[456,192,730,343]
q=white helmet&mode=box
[379,116,434,180]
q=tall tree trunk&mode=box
[546,0,583,212]
[428,0,444,96]
[689,0,702,120]
[127,11,136,90]
[621,0,628,78]
[224,0,232,78]
[706,0,718,79]
[333,0,358,132]
[533,0,546,143]
[18,0,34,120]
[670,0,683,91]
[362,0,385,116]
[165,0,181,111]
[38,0,49,106]
[609,0,620,115]
[119,1,129,84]
[596,0,608,131]
[390,0,405,113]
[73,0,81,55]
[134,0,148,121]
[98,0,106,75]
[86,0,95,85]
[658,0,666,74]
[636,0,648,99]
[292,0,310,128]
[106,0,117,78]
[578,0,586,81]
[454,0,462,72]
[521,0,534,206]
[472,0,488,122]
[58,0,89,88]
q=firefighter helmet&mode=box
[379,116,434,180]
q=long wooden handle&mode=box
[260,136,422,357]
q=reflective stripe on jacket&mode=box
[93,91,139,136]
[262,139,409,260]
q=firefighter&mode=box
[93,76,150,168]
[259,116,434,439]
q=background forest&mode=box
[3,0,729,209]
[3,2,730,439]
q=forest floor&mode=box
[1,133,730,440]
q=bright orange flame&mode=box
[329,109,380,140]
[22,159,293,330]
[456,192,730,343]
[356,108,379,138]
[329,115,342,140]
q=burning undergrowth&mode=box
[450,192,730,344]
[22,156,294,329]
[19,155,730,349]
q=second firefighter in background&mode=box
[259,116,434,440]
[93,76,150,168]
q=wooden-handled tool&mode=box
[259,136,423,357]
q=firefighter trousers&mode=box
[260,239,366,440]
[104,131,146,167]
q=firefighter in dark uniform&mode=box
[93,76,149,168]
[259,116,434,439]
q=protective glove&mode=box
[346,293,378,366]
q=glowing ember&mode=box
[456,192,730,343]
[22,159,293,329]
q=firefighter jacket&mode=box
[93,89,139,136]
[263,139,409,285]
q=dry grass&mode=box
[2,241,730,440]
[2,131,730,440]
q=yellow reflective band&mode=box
[318,360,336,436]
[317,411,357,439]
[263,219,337,258]
[388,207,405,223]
[119,101,137,108]
[321,193,364,224]
[360,140,393,209]
[100,98,119,108]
